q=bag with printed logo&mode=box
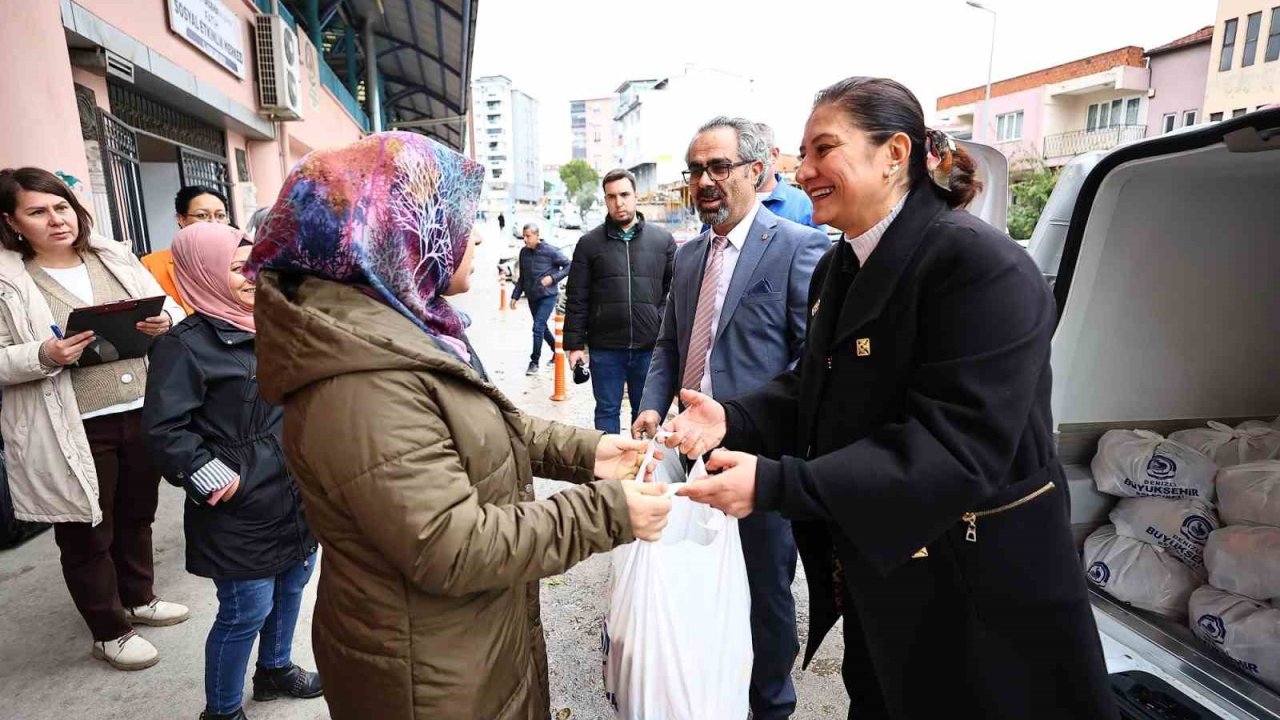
[1216,461,1280,528]
[1204,526,1280,602]
[1189,585,1280,692]
[1091,429,1217,502]
[1110,497,1220,571]
[1169,421,1280,468]
[602,448,752,720]
[1083,524,1204,619]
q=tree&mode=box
[543,180,553,194]
[559,159,599,215]
[1007,159,1059,241]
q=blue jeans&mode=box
[205,555,316,714]
[528,295,557,364]
[588,348,652,434]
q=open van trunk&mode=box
[1049,109,1280,719]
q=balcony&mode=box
[1044,125,1146,161]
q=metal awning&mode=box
[346,0,477,149]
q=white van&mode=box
[1031,108,1280,718]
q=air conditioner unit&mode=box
[254,14,303,120]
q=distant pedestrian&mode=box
[497,211,506,232]
[754,122,824,230]
[143,223,322,720]
[509,223,570,375]
[564,169,675,433]
[0,167,189,672]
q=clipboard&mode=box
[63,296,167,367]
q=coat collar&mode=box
[203,315,255,345]
[605,211,646,240]
[821,188,948,350]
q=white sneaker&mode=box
[92,631,159,671]
[125,597,190,627]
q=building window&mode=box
[1087,104,1099,131]
[492,169,503,179]
[996,110,1023,141]
[1162,113,1177,134]
[1221,18,1239,71]
[1183,109,1198,127]
[1087,98,1138,131]
[1125,98,1141,125]
[1243,12,1263,66]
[1233,108,1248,117]
[1210,112,1224,122]
[1267,7,1280,62]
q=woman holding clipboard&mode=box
[0,167,188,671]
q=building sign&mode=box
[167,0,247,80]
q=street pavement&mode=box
[0,219,847,720]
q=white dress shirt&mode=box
[845,193,908,266]
[699,201,761,396]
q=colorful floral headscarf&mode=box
[246,132,484,345]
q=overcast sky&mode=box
[470,0,1217,164]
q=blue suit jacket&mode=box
[639,204,829,418]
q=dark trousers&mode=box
[52,409,161,641]
[527,294,557,364]
[588,348,652,434]
[740,510,800,719]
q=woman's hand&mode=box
[663,389,727,458]
[136,314,172,336]
[595,434,661,481]
[42,331,95,366]
[676,450,756,518]
[621,480,672,541]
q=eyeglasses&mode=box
[682,159,752,184]
[185,211,230,223]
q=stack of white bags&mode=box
[1084,418,1280,691]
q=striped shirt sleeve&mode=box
[190,458,238,497]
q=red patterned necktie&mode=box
[682,235,728,390]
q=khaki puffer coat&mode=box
[253,273,635,720]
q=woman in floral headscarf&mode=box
[246,132,672,720]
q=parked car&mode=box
[558,208,582,230]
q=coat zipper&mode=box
[625,238,634,349]
[961,481,1056,543]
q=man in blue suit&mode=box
[633,116,828,719]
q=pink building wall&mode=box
[971,87,1046,167]
[1146,44,1211,136]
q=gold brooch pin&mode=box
[810,299,821,318]
[912,547,929,559]
[856,338,871,357]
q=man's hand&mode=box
[632,410,661,440]
[509,298,518,310]
[595,434,662,481]
[540,276,554,288]
[676,450,756,518]
[136,314,172,337]
[568,349,586,369]
[43,331,95,366]
[662,389,727,458]
[621,481,672,542]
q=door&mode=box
[177,147,235,225]
[98,110,151,255]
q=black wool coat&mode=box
[143,314,316,580]
[724,188,1118,720]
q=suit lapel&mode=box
[714,207,778,345]
[831,189,947,348]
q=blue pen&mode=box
[50,324,64,340]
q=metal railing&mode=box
[1044,125,1146,160]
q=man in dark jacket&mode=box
[510,223,570,375]
[565,169,676,433]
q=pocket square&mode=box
[745,277,775,296]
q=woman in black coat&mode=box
[142,223,321,720]
[670,77,1118,720]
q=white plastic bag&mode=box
[1204,526,1280,602]
[1190,585,1280,692]
[1237,417,1280,433]
[1217,461,1280,528]
[1169,421,1280,468]
[1110,497,1220,571]
[1084,524,1204,619]
[602,449,752,720]
[1091,429,1217,502]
